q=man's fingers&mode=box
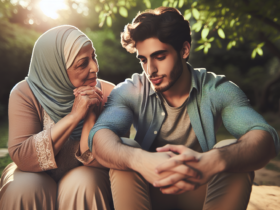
[156,160,200,179]
[153,173,185,187]
[159,180,196,194]
[156,155,198,173]
[156,144,187,154]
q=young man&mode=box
[89,7,279,210]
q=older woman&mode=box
[0,25,151,210]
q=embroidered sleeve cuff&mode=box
[75,145,95,165]
[34,128,57,171]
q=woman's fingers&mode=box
[80,90,103,102]
[74,86,103,98]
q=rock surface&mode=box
[248,186,280,210]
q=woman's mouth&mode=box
[87,77,97,86]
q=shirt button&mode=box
[161,112,165,116]
[154,131,157,134]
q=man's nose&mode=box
[147,60,157,76]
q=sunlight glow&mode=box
[39,0,68,19]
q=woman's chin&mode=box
[87,80,97,87]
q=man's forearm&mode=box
[92,129,142,170]
[217,130,276,173]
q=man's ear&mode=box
[181,41,190,59]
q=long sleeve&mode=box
[75,79,117,167]
[8,81,57,172]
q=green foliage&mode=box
[0,21,40,111]
[85,29,142,82]
[93,0,280,59]
[0,120,8,148]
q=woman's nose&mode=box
[89,60,99,73]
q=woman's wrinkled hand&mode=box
[70,86,103,121]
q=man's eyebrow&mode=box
[150,50,168,57]
[137,50,168,59]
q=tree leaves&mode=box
[119,6,128,17]
[217,28,225,39]
[143,0,151,8]
[178,0,184,8]
[201,28,209,39]
[106,16,112,27]
[192,8,200,20]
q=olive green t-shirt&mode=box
[150,94,203,152]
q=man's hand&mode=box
[154,144,225,194]
[133,149,201,194]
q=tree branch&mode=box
[251,13,280,32]
[259,32,280,59]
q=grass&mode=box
[265,162,280,172]
[0,154,12,177]
[0,120,8,148]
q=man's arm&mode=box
[153,79,279,194]
[92,128,137,170]
[92,128,200,187]
[154,129,276,194]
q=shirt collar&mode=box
[148,62,198,96]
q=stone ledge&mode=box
[248,186,280,210]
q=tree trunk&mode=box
[257,69,280,112]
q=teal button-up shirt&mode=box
[89,64,279,153]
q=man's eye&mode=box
[140,59,146,64]
[157,56,166,60]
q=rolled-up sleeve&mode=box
[88,86,134,152]
[215,80,280,154]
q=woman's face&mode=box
[67,43,99,88]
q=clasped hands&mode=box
[144,145,224,195]
[71,86,103,120]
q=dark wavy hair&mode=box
[121,7,191,60]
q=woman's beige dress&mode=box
[0,80,151,210]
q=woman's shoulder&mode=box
[98,79,115,96]
[10,80,41,108]
[10,80,32,95]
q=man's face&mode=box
[136,37,183,92]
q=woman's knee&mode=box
[57,166,112,210]
[0,168,56,210]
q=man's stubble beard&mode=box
[154,57,184,93]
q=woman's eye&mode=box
[79,61,88,69]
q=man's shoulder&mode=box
[192,68,228,91]
[113,72,146,95]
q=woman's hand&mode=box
[70,86,103,121]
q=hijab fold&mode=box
[26,25,92,139]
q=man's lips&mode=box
[150,77,163,85]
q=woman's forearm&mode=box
[51,113,81,155]
[80,111,97,154]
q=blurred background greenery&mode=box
[0,0,280,176]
